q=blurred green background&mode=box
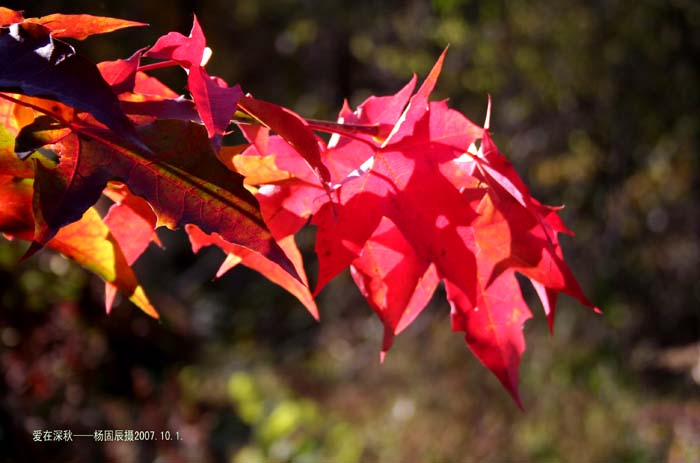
[1,0,698,462]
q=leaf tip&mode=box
[19,241,43,262]
[380,325,396,363]
[308,304,320,321]
[139,300,159,319]
[484,95,492,130]
[105,283,117,314]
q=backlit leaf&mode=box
[350,217,440,361]
[187,66,243,149]
[187,224,318,319]
[0,7,23,26]
[240,52,598,405]
[238,96,331,187]
[47,207,157,318]
[103,183,161,313]
[0,176,34,240]
[28,13,147,41]
[144,15,207,68]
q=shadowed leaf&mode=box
[0,22,146,152]
[30,120,296,278]
[14,115,71,160]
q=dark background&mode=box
[1,0,698,462]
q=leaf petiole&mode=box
[230,110,386,139]
[137,59,180,73]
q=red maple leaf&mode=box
[144,15,207,68]
[186,224,318,319]
[233,51,598,406]
[143,15,242,149]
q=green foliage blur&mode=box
[1,0,698,462]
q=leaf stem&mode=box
[230,111,382,137]
[305,118,380,136]
[137,60,180,73]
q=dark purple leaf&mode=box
[0,22,146,152]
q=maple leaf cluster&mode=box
[0,8,598,406]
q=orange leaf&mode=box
[29,14,147,41]
[231,152,294,185]
[0,7,23,26]
[47,207,157,318]
[0,125,34,178]
[0,176,34,240]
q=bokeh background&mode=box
[1,0,698,462]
